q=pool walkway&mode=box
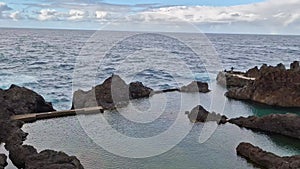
[11,106,104,123]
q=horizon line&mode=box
[0,26,299,36]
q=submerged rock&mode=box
[229,114,300,139]
[0,85,55,119]
[72,74,153,110]
[0,154,7,169]
[187,105,227,124]
[180,81,210,93]
[237,142,300,169]
[225,61,300,107]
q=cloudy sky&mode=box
[0,0,300,34]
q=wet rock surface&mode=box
[0,85,55,119]
[186,105,227,124]
[237,142,300,169]
[229,113,300,139]
[72,74,153,109]
[225,61,300,107]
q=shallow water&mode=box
[1,28,300,168]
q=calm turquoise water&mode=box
[21,88,300,169]
[1,28,300,168]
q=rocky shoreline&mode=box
[218,61,300,107]
[0,74,211,168]
[237,142,300,169]
[186,106,300,141]
[229,113,300,140]
[0,120,84,169]
[1,66,299,168]
[214,61,300,168]
[0,85,84,168]
[187,105,299,168]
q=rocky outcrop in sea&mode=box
[237,142,300,169]
[72,74,153,110]
[186,105,227,124]
[222,61,300,107]
[72,75,210,110]
[229,113,300,140]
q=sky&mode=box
[0,0,300,34]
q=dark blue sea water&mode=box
[0,28,300,169]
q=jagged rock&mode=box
[245,66,260,78]
[0,85,55,119]
[260,63,268,70]
[187,105,227,124]
[72,75,153,109]
[290,61,300,71]
[276,63,286,70]
[0,154,7,169]
[180,81,210,93]
[25,150,84,169]
[229,114,300,139]
[129,81,153,99]
[8,145,38,168]
[237,142,300,169]
[225,61,300,107]
[0,120,27,146]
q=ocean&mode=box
[0,28,300,169]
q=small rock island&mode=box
[186,105,227,124]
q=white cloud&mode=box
[10,11,22,21]
[0,2,11,11]
[38,9,60,21]
[132,0,300,26]
[95,11,108,19]
[0,2,12,18]
[2,0,300,34]
[68,9,88,20]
